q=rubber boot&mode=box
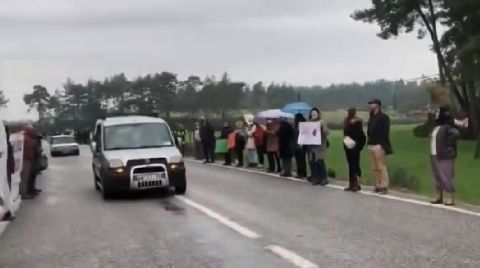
[430,191,443,204]
[444,192,455,206]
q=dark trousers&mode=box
[257,146,265,166]
[309,153,328,184]
[224,151,232,165]
[281,158,292,176]
[195,141,203,159]
[202,140,215,163]
[267,152,282,172]
[345,149,361,188]
[236,148,244,167]
[294,147,307,177]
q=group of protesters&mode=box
[183,98,464,206]
[1,123,44,222]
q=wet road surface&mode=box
[0,147,479,268]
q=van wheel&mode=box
[102,180,114,199]
[174,180,187,195]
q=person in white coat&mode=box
[0,121,14,221]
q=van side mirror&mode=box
[91,141,97,153]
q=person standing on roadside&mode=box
[174,123,187,156]
[234,121,247,167]
[194,122,202,160]
[265,120,282,173]
[430,106,460,206]
[306,108,329,186]
[294,113,307,179]
[246,122,258,167]
[200,118,215,164]
[367,99,393,195]
[277,117,295,177]
[253,122,266,168]
[220,122,233,166]
[343,108,366,192]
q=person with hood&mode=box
[220,122,233,166]
[200,118,215,164]
[430,106,460,206]
[367,99,393,195]
[343,108,366,192]
[234,121,247,167]
[246,122,258,167]
[294,113,307,178]
[306,108,329,185]
[265,120,281,173]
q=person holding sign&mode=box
[220,122,233,166]
[301,108,329,186]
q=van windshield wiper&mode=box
[106,144,173,150]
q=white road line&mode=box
[266,245,318,268]
[188,159,480,218]
[174,196,261,239]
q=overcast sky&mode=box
[0,0,437,120]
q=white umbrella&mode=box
[257,109,294,119]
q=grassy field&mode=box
[326,125,480,205]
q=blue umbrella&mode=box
[282,102,312,115]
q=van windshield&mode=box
[104,123,174,151]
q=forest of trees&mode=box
[22,73,429,132]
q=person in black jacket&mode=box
[343,108,366,192]
[277,118,295,177]
[220,122,233,166]
[200,118,215,164]
[367,99,393,195]
[294,113,307,178]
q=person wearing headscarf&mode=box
[294,113,307,178]
[343,108,366,192]
[305,108,329,185]
[430,105,460,206]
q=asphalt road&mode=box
[0,146,479,268]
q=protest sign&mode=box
[298,122,322,145]
[9,133,23,209]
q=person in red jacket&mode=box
[253,122,266,168]
[13,125,40,199]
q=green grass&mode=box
[326,125,480,205]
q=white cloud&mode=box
[0,0,438,120]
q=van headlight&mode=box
[169,156,183,164]
[108,159,124,168]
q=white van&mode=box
[91,116,186,199]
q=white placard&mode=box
[298,122,322,145]
[0,123,11,213]
[10,133,24,205]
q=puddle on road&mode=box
[160,199,185,215]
